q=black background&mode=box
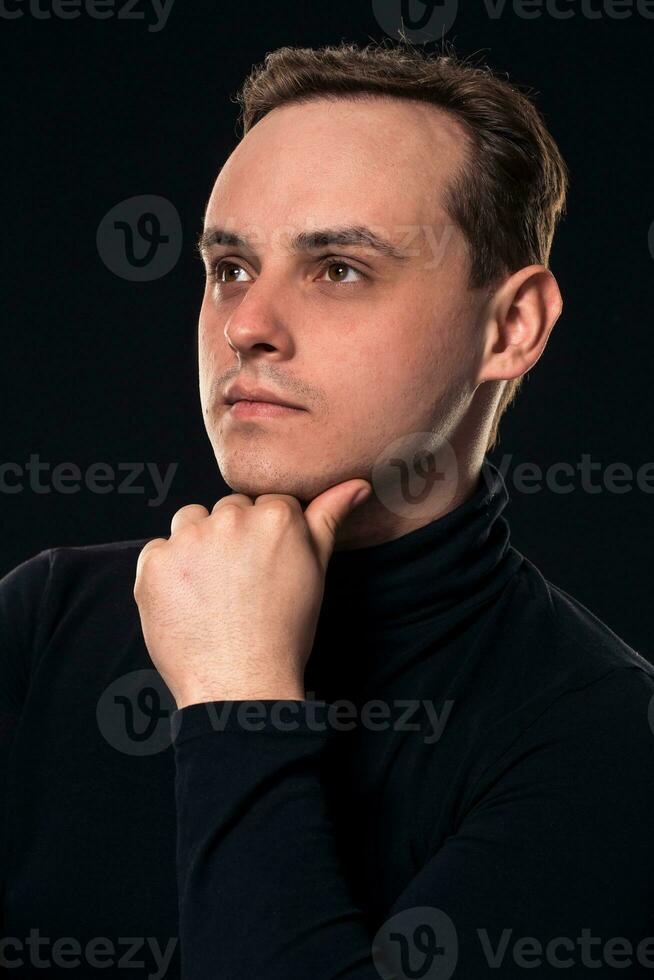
[2,0,653,661]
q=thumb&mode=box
[303,479,372,570]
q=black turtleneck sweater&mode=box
[2,459,654,978]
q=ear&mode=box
[476,265,563,385]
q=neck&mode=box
[333,453,485,552]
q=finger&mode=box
[134,536,167,595]
[253,493,303,514]
[211,493,254,515]
[170,503,210,535]
[136,536,167,565]
[304,480,371,570]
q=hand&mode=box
[133,479,372,708]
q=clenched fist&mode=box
[133,480,371,709]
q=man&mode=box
[2,39,654,979]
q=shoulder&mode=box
[466,659,654,846]
[460,550,654,796]
[1,536,153,606]
[502,549,653,682]
[0,538,155,694]
[45,536,154,583]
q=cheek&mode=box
[359,306,467,425]
[197,324,211,382]
[197,306,224,407]
[372,310,444,392]
[198,292,216,344]
[198,294,227,366]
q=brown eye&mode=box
[211,261,251,284]
[319,260,365,285]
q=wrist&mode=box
[174,680,306,710]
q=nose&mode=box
[222,281,294,361]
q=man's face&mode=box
[198,95,488,503]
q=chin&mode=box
[215,454,324,503]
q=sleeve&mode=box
[0,550,52,923]
[171,665,654,979]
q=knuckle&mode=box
[136,540,165,577]
[170,504,208,535]
[177,503,206,520]
[261,499,295,523]
[213,502,242,524]
[176,521,202,543]
[138,538,164,562]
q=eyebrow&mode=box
[196,225,411,262]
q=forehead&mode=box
[204,96,469,235]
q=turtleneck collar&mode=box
[316,456,523,631]
[305,457,524,699]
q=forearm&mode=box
[172,698,377,980]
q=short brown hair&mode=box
[233,39,569,452]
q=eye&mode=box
[207,257,367,287]
[317,259,366,285]
[209,260,252,284]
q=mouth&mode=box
[227,400,306,419]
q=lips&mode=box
[228,399,303,419]
[224,382,304,410]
